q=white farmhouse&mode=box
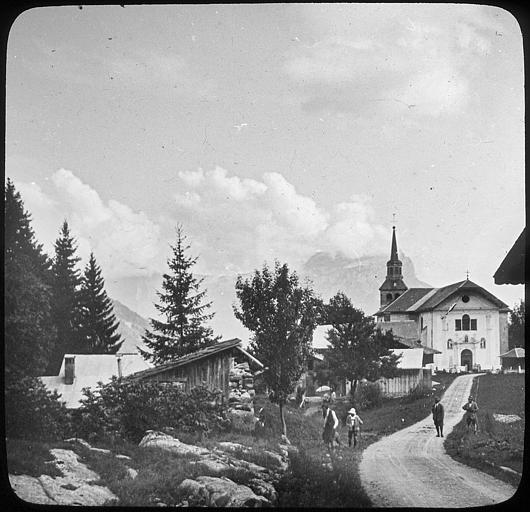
[375,227,509,371]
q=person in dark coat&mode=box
[432,396,445,437]
[462,395,479,434]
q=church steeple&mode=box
[379,226,408,308]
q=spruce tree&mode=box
[140,226,220,365]
[78,252,124,354]
[4,178,56,377]
[48,220,83,374]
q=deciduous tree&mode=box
[324,291,401,400]
[234,261,320,441]
[508,300,525,349]
[140,226,220,364]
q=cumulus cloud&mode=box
[16,169,165,280]
[172,166,387,274]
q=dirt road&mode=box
[359,374,517,508]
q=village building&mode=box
[40,352,152,409]
[375,227,510,372]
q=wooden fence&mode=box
[376,368,432,397]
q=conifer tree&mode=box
[78,252,123,354]
[48,220,83,374]
[140,226,220,365]
[4,178,56,377]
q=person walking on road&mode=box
[431,397,444,437]
[322,402,339,454]
[462,395,479,434]
[346,407,363,447]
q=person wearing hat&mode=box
[431,396,445,437]
[346,407,363,447]
[462,395,479,434]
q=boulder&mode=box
[9,474,56,505]
[138,431,210,457]
[248,477,279,504]
[192,458,231,476]
[228,409,257,432]
[38,475,118,506]
[195,476,270,507]
[126,467,138,480]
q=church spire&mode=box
[379,225,408,309]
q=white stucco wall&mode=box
[425,293,503,371]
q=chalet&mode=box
[39,353,152,409]
[376,348,432,397]
[126,338,264,399]
[499,347,525,372]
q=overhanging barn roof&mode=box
[494,228,526,285]
[499,347,525,359]
[127,338,263,381]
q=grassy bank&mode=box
[444,373,524,487]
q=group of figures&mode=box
[431,394,480,437]
[321,398,363,454]
[319,392,480,455]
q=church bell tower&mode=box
[379,226,408,308]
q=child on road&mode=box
[346,407,363,447]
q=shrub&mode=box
[352,381,383,410]
[4,376,72,441]
[73,378,230,443]
[403,383,432,403]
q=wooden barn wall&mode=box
[377,368,432,397]
[139,350,235,397]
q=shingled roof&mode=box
[494,228,525,285]
[127,338,263,381]
[377,279,508,314]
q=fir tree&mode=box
[140,226,220,365]
[48,220,83,374]
[4,178,56,377]
[78,252,123,354]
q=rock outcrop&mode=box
[9,448,118,506]
[228,361,258,432]
[138,431,292,506]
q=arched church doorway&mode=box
[461,349,473,372]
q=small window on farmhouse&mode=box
[470,319,477,330]
[447,339,453,349]
[462,314,470,331]
[480,338,486,349]
[455,319,462,331]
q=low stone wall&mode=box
[228,361,257,432]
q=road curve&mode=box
[359,374,517,508]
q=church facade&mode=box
[375,227,509,371]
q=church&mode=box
[375,227,509,372]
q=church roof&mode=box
[377,279,508,314]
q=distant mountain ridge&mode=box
[110,251,431,346]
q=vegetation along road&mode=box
[359,373,517,508]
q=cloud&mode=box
[16,169,165,280]
[172,166,387,274]
[284,5,501,117]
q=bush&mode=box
[73,378,230,443]
[403,383,432,403]
[352,381,383,410]
[4,376,72,441]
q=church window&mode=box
[480,338,486,348]
[386,293,393,303]
[462,314,470,330]
[395,293,400,300]
[421,317,424,330]
[470,319,477,330]
[455,319,462,331]
[462,295,470,303]
[464,334,469,342]
[447,339,453,349]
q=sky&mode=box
[5,3,525,321]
